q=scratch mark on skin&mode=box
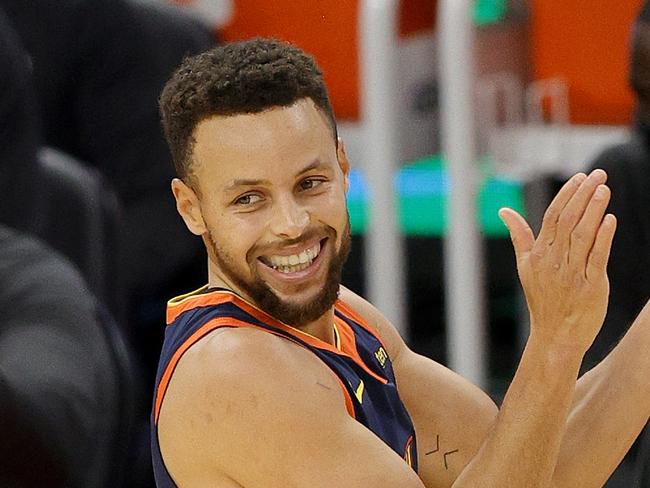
[444,449,459,470]
[316,381,332,390]
[425,435,440,456]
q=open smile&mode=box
[258,238,327,277]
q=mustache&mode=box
[248,226,336,260]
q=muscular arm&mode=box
[552,299,650,487]
[548,151,650,486]
[158,326,427,488]
[343,169,617,488]
[342,290,583,488]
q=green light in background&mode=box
[346,155,525,238]
[474,0,507,25]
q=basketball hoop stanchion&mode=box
[439,0,488,388]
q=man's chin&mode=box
[255,285,339,327]
[267,282,326,305]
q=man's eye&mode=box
[235,194,262,206]
[300,178,324,191]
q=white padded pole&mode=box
[438,0,487,387]
[359,0,407,338]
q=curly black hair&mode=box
[160,38,338,182]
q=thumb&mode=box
[499,207,534,259]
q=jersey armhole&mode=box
[336,298,389,351]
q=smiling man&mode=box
[184,98,351,331]
[151,39,650,487]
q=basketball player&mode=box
[151,39,650,487]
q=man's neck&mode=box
[292,307,337,346]
[207,273,338,346]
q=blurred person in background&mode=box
[0,2,217,485]
[151,39,650,487]
[585,0,650,370]
[0,9,121,487]
[0,225,121,488]
[585,2,650,485]
[0,0,217,383]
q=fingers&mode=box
[536,172,587,247]
[568,184,611,268]
[501,169,614,280]
[551,169,608,252]
[499,207,535,260]
[586,213,617,282]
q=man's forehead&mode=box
[193,98,331,146]
[190,101,337,183]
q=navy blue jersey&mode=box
[151,287,418,487]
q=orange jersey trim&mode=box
[157,288,389,423]
[334,375,356,420]
[229,292,388,384]
[154,314,357,423]
[154,316,256,423]
[333,314,387,384]
[335,299,389,352]
[166,285,231,324]
[166,288,388,384]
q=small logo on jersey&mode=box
[353,380,364,404]
[375,346,388,367]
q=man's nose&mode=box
[270,197,309,239]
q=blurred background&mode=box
[1,0,648,486]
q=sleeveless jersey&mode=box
[151,287,418,487]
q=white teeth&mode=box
[266,242,321,272]
[274,262,311,274]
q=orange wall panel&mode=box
[530,0,642,124]
[219,1,361,120]
[219,1,438,122]
[209,2,645,125]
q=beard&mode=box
[208,220,351,327]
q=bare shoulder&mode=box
[169,325,343,395]
[157,326,348,486]
[158,325,426,488]
[158,325,348,444]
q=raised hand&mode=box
[499,169,617,355]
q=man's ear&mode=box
[171,178,207,236]
[337,138,350,192]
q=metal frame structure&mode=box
[360,0,487,387]
[359,0,408,338]
[438,0,487,387]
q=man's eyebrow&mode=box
[223,177,272,192]
[296,159,330,176]
[223,160,331,192]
